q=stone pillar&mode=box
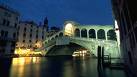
[105,30,108,40]
[87,30,89,38]
[80,29,81,38]
[95,30,98,39]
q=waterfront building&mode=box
[16,20,47,51]
[111,0,137,76]
[0,4,19,55]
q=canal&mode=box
[0,57,127,77]
[0,44,127,77]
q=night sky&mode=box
[0,0,113,28]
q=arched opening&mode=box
[89,29,96,38]
[97,29,105,39]
[47,42,92,57]
[51,37,54,40]
[107,29,117,40]
[55,35,58,38]
[64,23,74,36]
[59,32,63,37]
[81,29,87,38]
[75,28,80,37]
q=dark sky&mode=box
[0,0,113,28]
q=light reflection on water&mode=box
[10,57,41,77]
[0,57,127,77]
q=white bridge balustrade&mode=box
[43,21,120,58]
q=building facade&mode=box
[0,5,19,55]
[111,0,137,77]
[16,21,47,50]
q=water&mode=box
[0,57,127,77]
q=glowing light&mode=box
[35,41,42,48]
[14,47,43,57]
[64,23,74,36]
[72,49,91,57]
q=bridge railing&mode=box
[44,38,56,48]
[46,30,63,41]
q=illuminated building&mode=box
[0,4,19,55]
[16,20,47,51]
[111,0,137,76]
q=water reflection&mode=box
[0,57,127,77]
[10,57,41,77]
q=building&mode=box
[16,21,47,50]
[111,0,137,77]
[0,4,19,55]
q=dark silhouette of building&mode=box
[44,17,48,31]
[0,4,19,55]
[111,0,137,77]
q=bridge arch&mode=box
[69,42,95,55]
[107,29,117,40]
[59,32,63,37]
[55,35,58,38]
[64,23,75,36]
[51,37,55,40]
[81,28,87,38]
[97,29,105,39]
[89,29,96,38]
[75,28,80,37]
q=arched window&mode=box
[107,29,116,40]
[75,28,80,37]
[97,29,105,39]
[59,32,63,37]
[89,29,96,38]
[81,29,87,38]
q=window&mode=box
[30,29,32,32]
[29,40,31,43]
[42,36,44,39]
[15,23,17,28]
[36,40,38,43]
[16,17,18,21]
[36,34,38,39]
[23,33,26,37]
[23,40,25,43]
[5,31,8,37]
[17,31,19,36]
[7,21,10,26]
[1,30,4,36]
[30,34,32,38]
[13,32,16,38]
[2,19,6,25]
[31,25,33,27]
[24,27,26,32]
[36,29,38,33]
